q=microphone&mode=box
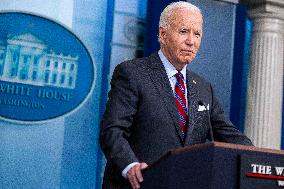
[198,101,214,142]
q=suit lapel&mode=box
[185,69,199,144]
[147,53,184,143]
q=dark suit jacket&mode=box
[100,52,253,188]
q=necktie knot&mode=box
[175,72,185,96]
[175,72,183,80]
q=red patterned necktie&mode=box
[174,72,188,138]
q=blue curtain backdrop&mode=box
[230,4,252,133]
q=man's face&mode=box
[159,8,203,70]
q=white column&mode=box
[242,0,284,149]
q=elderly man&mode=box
[100,1,253,189]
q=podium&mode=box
[141,142,284,189]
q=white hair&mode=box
[159,1,202,29]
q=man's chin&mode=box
[181,55,195,62]
[182,58,194,64]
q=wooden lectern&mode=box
[141,142,284,189]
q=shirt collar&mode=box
[158,50,187,80]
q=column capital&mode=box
[240,0,284,20]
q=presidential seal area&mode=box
[0,83,32,96]
[0,12,94,122]
[0,83,72,101]
[0,98,44,109]
[37,89,72,101]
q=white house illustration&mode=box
[0,33,78,89]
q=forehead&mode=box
[170,8,203,28]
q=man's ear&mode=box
[159,27,166,44]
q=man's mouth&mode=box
[181,50,194,54]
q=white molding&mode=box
[214,0,239,4]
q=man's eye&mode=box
[195,32,201,37]
[180,30,187,34]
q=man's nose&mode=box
[185,32,194,45]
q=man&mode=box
[100,1,253,189]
